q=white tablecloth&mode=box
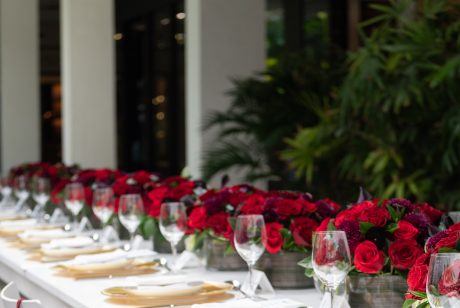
[0,239,321,308]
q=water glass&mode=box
[14,175,30,213]
[0,177,13,209]
[159,202,187,259]
[312,231,351,308]
[32,177,50,215]
[427,253,460,308]
[118,194,143,250]
[64,183,85,230]
[234,214,267,298]
[92,187,114,225]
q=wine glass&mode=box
[32,177,50,219]
[0,177,13,209]
[427,253,460,308]
[159,202,187,260]
[312,231,351,308]
[64,183,85,230]
[14,175,30,213]
[234,214,267,298]
[118,194,143,250]
[92,187,114,226]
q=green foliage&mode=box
[202,14,344,187]
[284,0,460,209]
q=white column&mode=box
[60,0,116,168]
[185,0,266,180]
[0,0,40,174]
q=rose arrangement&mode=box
[51,168,125,206]
[9,162,78,187]
[187,185,341,254]
[300,198,444,278]
[404,223,460,308]
[139,176,206,240]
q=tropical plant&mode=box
[283,0,460,209]
[202,12,344,187]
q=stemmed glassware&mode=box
[92,187,115,226]
[118,194,143,250]
[32,177,50,220]
[64,183,85,230]
[234,214,267,298]
[14,175,30,213]
[427,253,460,308]
[159,202,187,261]
[312,231,351,308]
[92,187,116,243]
[0,177,13,209]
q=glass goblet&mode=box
[427,253,460,308]
[64,183,85,230]
[118,194,143,250]
[159,202,187,260]
[234,214,267,298]
[312,231,351,308]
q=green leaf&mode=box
[410,290,427,299]
[402,299,416,308]
[387,222,398,233]
[360,222,375,234]
[142,216,156,238]
[298,256,314,278]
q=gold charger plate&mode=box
[102,282,234,306]
[55,260,158,279]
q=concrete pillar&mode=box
[0,0,40,174]
[60,0,116,168]
[185,0,266,181]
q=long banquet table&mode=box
[0,238,321,308]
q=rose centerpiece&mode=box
[187,184,259,271]
[404,223,460,308]
[309,198,444,308]
[141,175,205,253]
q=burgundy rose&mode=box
[188,207,207,231]
[290,217,318,247]
[389,240,423,270]
[407,263,428,292]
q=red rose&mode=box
[263,222,284,254]
[147,186,169,217]
[206,212,232,239]
[272,198,303,219]
[389,240,423,270]
[316,218,332,232]
[299,198,317,214]
[188,207,207,231]
[417,203,443,224]
[335,201,374,226]
[84,186,93,206]
[438,259,460,297]
[95,169,112,182]
[435,231,460,251]
[167,181,194,200]
[133,170,152,185]
[394,220,419,240]
[240,193,266,215]
[353,240,385,274]
[290,217,318,247]
[407,263,428,292]
[358,205,390,227]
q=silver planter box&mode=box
[260,251,314,289]
[204,237,247,271]
[347,274,407,308]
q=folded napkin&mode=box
[42,236,94,249]
[124,282,203,297]
[65,249,156,265]
[191,298,309,308]
[19,229,72,240]
[126,274,188,286]
[0,218,36,228]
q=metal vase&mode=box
[204,237,247,271]
[260,251,314,289]
[347,275,407,308]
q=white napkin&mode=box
[126,274,188,286]
[65,249,156,265]
[19,229,72,240]
[0,218,36,228]
[42,236,94,249]
[191,298,309,308]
